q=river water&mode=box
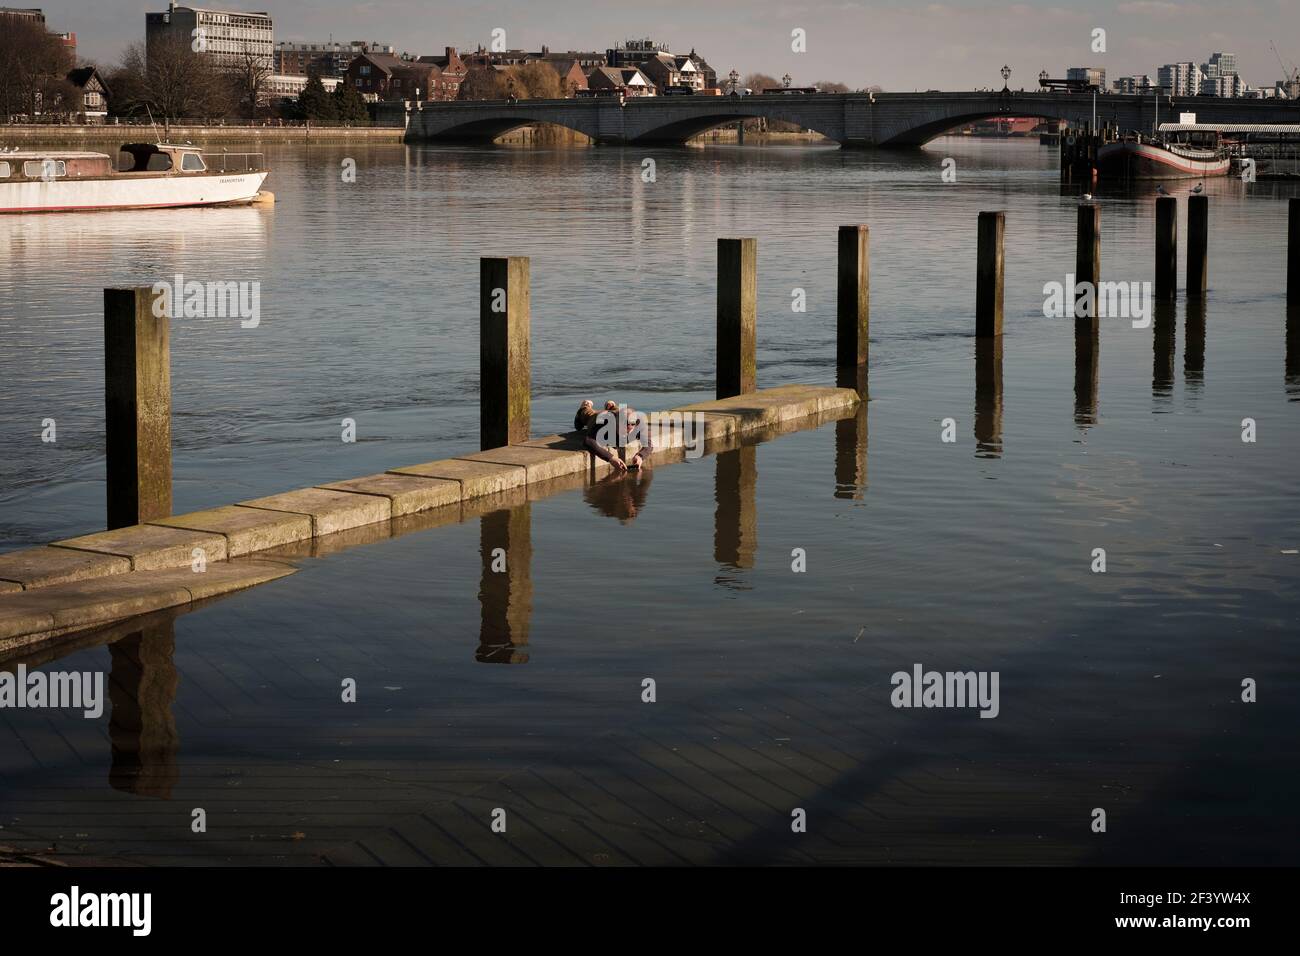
[0,138,1297,865]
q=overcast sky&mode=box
[41,0,1300,91]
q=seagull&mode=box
[1081,192,1093,201]
[1192,182,1204,194]
[1156,184,1170,196]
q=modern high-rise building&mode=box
[1157,62,1202,96]
[146,3,273,69]
[1113,75,1153,94]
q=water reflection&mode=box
[714,445,757,588]
[1152,301,1177,407]
[108,624,180,799]
[834,401,868,500]
[974,336,1003,458]
[1184,298,1206,395]
[1074,328,1099,429]
[1287,307,1300,401]
[584,470,654,523]
[476,505,532,664]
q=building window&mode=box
[359,65,371,76]
[0,162,9,178]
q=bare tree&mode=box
[814,80,850,93]
[0,12,74,122]
[115,36,229,121]
[510,61,561,100]
[459,65,509,101]
[742,72,780,93]
[226,44,273,119]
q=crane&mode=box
[1270,41,1299,98]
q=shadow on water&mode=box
[1152,300,1177,407]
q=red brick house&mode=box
[415,47,468,101]
[345,52,438,102]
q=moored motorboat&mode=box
[0,142,268,213]
[1096,132,1230,180]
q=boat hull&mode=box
[1096,142,1230,180]
[0,171,268,213]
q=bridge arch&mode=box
[413,109,600,144]
[629,105,844,146]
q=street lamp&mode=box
[782,73,792,88]
[728,69,739,95]
[1038,70,1049,90]
[1000,64,1011,91]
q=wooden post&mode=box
[1289,198,1300,307]
[1075,203,1100,330]
[837,225,869,369]
[1155,196,1177,301]
[717,237,756,399]
[104,287,171,531]
[976,212,1005,338]
[1187,194,1208,299]
[480,256,531,450]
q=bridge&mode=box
[405,90,1300,147]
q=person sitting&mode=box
[574,401,627,472]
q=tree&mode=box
[295,74,337,122]
[511,61,561,100]
[331,82,369,125]
[113,37,229,121]
[0,12,74,121]
[227,44,273,119]
[814,80,850,93]
[458,65,508,100]
[742,72,780,93]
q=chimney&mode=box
[446,46,456,62]
[541,45,549,56]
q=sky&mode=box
[37,0,1300,91]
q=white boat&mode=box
[1096,133,1230,180]
[0,143,268,214]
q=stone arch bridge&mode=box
[404,90,1300,148]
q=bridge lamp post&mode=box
[782,73,792,89]
[728,69,739,96]
[1001,64,1011,92]
[1039,70,1048,91]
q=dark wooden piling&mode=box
[976,212,1005,338]
[1075,203,1100,328]
[837,225,869,369]
[1187,194,1208,299]
[717,237,757,399]
[1155,196,1177,301]
[104,287,171,531]
[480,256,531,450]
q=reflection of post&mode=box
[1152,300,1176,398]
[833,402,868,500]
[974,335,1003,457]
[1287,307,1300,400]
[477,504,532,664]
[108,623,179,799]
[1185,297,1206,390]
[1074,327,1099,427]
[714,446,757,570]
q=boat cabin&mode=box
[0,151,114,181]
[116,143,208,174]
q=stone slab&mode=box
[53,524,228,571]
[457,445,587,483]
[387,458,526,499]
[0,560,296,651]
[151,505,312,557]
[238,488,390,536]
[0,546,132,590]
[318,473,461,517]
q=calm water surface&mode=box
[0,139,1296,864]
